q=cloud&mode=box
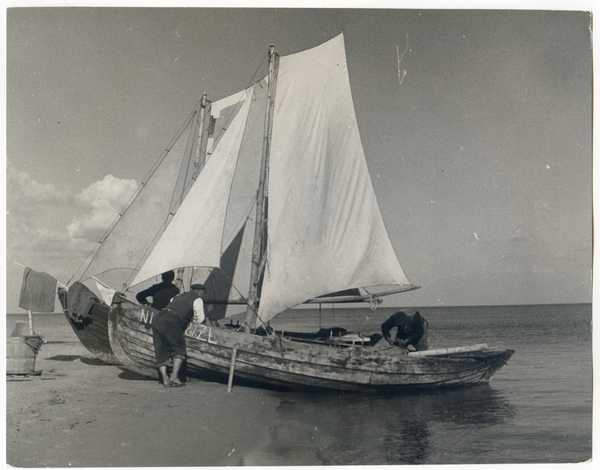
[6,166,70,208]
[7,167,138,274]
[9,226,95,258]
[67,175,137,240]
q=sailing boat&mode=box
[101,33,513,390]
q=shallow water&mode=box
[7,303,592,464]
[252,303,593,464]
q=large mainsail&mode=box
[257,34,412,322]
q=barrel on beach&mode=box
[6,337,36,375]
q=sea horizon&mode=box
[5,300,593,317]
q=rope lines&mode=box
[69,52,270,290]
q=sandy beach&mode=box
[6,318,281,467]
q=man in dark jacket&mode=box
[151,284,206,387]
[381,309,428,351]
[136,271,180,310]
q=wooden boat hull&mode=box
[58,288,119,364]
[109,296,514,392]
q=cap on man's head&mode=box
[161,270,176,282]
[190,284,206,291]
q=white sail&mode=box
[131,86,256,285]
[257,34,412,322]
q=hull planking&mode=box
[61,301,119,364]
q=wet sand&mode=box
[6,322,281,467]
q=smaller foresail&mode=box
[132,86,256,286]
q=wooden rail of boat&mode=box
[408,344,490,356]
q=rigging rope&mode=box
[369,294,380,312]
[124,53,271,289]
[211,246,272,334]
[67,105,200,286]
[69,52,270,289]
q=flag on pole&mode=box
[18,267,57,312]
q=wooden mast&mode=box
[193,93,209,175]
[176,93,209,293]
[244,45,279,332]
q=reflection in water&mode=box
[383,418,430,465]
[249,385,515,465]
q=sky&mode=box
[3,2,594,313]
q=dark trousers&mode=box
[152,309,186,368]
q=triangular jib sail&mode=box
[132,86,257,283]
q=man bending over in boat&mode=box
[381,309,428,352]
[136,270,180,310]
[151,284,207,388]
